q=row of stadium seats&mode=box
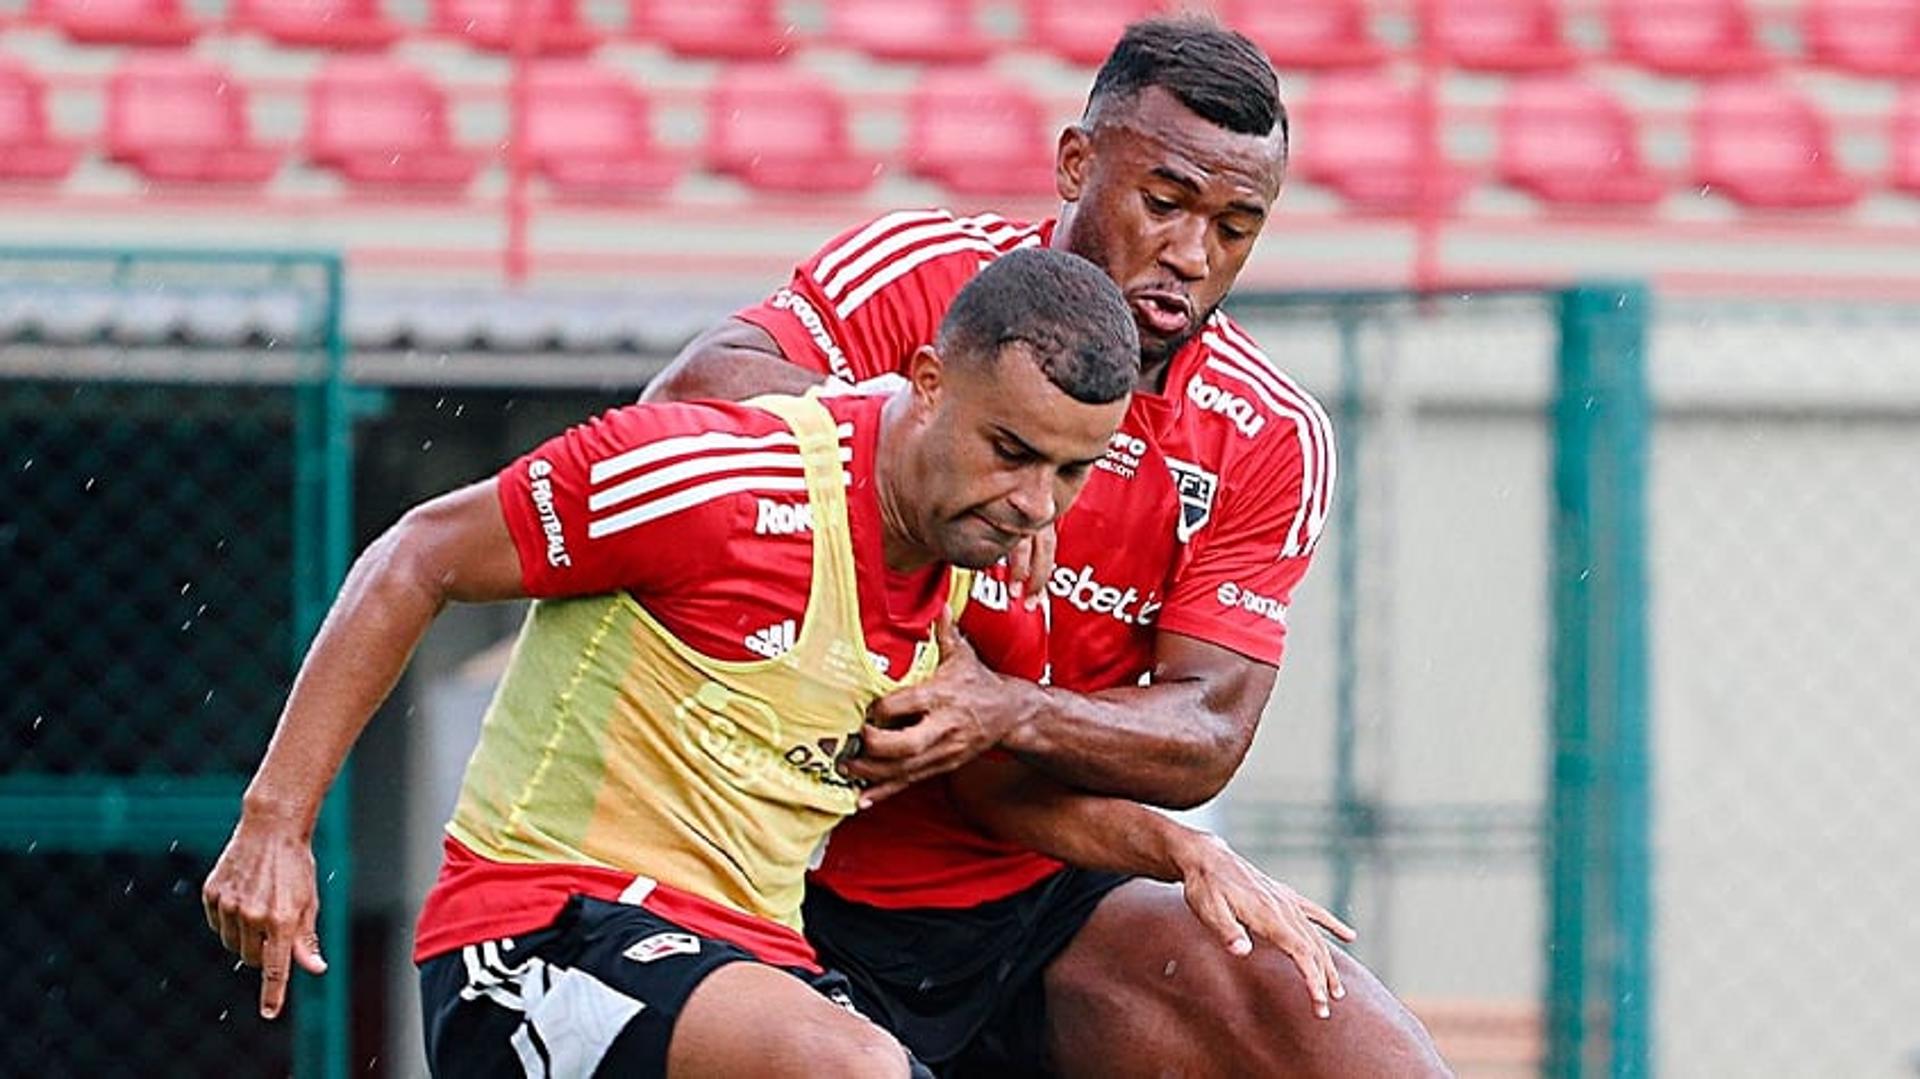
[5,0,1919,79]
[3,53,1916,212]
[1302,71,1915,211]
[0,55,1055,196]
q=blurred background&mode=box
[1,1,1915,1076]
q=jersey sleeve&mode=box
[495,401,778,599]
[1155,428,1334,668]
[955,563,1049,684]
[734,210,999,383]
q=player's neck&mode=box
[1138,356,1174,395]
[875,391,937,572]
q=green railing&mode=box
[1222,284,1652,1079]
[0,247,354,1079]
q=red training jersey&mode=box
[738,209,1336,909]
[414,392,1044,964]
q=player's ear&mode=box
[1056,125,1091,202]
[906,344,944,409]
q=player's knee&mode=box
[792,1015,913,1079]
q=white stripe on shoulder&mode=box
[819,218,989,301]
[588,446,851,514]
[836,236,999,319]
[954,212,1040,250]
[588,424,852,486]
[1211,329,1334,555]
[1201,328,1336,557]
[813,209,953,283]
[1209,320,1336,489]
[1217,320,1339,453]
[587,470,851,539]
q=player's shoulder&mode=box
[1180,311,1335,462]
[804,208,1046,308]
[567,396,860,472]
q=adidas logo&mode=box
[744,619,797,659]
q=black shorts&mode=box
[419,894,923,1078]
[802,867,1131,1076]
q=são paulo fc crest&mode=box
[623,931,700,964]
[1165,456,1218,543]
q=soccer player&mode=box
[202,250,1349,1078]
[643,17,1450,1078]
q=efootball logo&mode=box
[1165,457,1218,543]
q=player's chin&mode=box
[940,522,1025,570]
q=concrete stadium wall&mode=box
[1223,297,1920,1077]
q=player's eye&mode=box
[1142,192,1179,216]
[1219,220,1252,242]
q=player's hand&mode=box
[202,814,329,1020]
[849,611,1038,805]
[1173,832,1355,1020]
[1004,524,1056,612]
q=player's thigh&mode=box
[669,960,916,1079]
[1043,879,1450,1079]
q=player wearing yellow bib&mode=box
[204,249,1346,1077]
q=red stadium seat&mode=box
[629,0,792,59]
[1295,73,1468,215]
[1497,76,1664,209]
[1023,0,1162,68]
[1608,0,1772,77]
[0,61,80,182]
[706,66,879,195]
[1425,0,1577,73]
[232,0,403,51]
[906,70,1057,198]
[306,58,481,192]
[830,0,993,65]
[430,0,602,54]
[1803,0,1920,79]
[1691,79,1862,211]
[523,63,683,200]
[1221,0,1384,72]
[1890,85,1920,197]
[30,0,196,46]
[105,57,282,186]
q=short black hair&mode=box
[1087,15,1286,146]
[936,248,1138,406]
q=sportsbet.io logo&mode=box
[674,680,780,780]
[674,679,861,794]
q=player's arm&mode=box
[1008,632,1273,805]
[202,479,524,1019]
[946,754,1353,1019]
[640,318,824,403]
[856,632,1270,809]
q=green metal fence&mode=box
[1220,284,1652,1079]
[0,248,354,1078]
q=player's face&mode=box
[1054,86,1286,371]
[911,345,1127,570]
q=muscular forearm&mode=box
[641,319,823,404]
[948,757,1206,882]
[1000,678,1252,809]
[239,518,450,835]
